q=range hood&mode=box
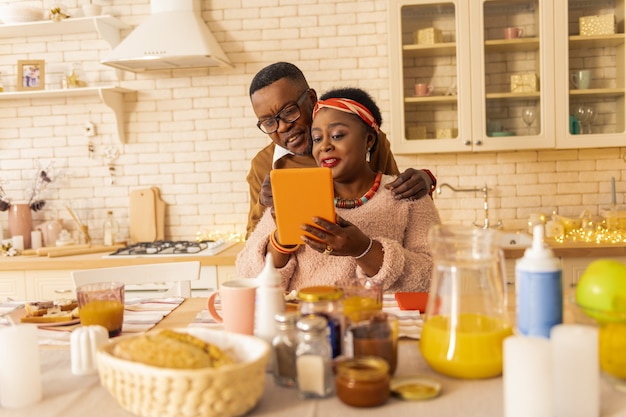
[101,0,232,72]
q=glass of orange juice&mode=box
[338,278,383,324]
[420,225,512,379]
[77,282,125,337]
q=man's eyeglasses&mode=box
[256,89,310,134]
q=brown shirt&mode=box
[245,130,399,238]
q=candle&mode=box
[503,335,552,417]
[11,235,24,251]
[551,324,599,417]
[611,177,616,206]
[31,230,42,250]
[0,324,43,408]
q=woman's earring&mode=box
[366,148,371,162]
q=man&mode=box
[246,62,437,237]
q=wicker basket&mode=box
[97,328,270,417]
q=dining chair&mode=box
[71,261,201,298]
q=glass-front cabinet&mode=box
[388,0,555,154]
[554,0,625,149]
[388,0,625,154]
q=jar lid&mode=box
[274,311,300,325]
[390,375,442,400]
[336,356,389,381]
[296,315,327,332]
[297,286,343,302]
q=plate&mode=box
[36,318,80,328]
[390,375,442,400]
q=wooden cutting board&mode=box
[152,186,166,241]
[129,188,157,243]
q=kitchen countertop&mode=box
[503,241,626,259]
[0,242,244,271]
[2,240,625,270]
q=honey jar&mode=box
[335,356,390,407]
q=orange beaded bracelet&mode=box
[269,230,300,255]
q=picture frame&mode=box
[17,60,45,91]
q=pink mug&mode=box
[207,279,257,334]
[414,83,434,97]
[504,27,524,39]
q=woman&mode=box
[236,87,440,292]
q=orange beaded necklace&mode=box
[334,172,383,209]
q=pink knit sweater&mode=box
[236,175,441,292]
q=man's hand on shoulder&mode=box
[385,168,437,200]
[260,173,274,208]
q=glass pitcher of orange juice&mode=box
[420,225,513,379]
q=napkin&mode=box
[382,294,423,339]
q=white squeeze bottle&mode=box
[255,252,286,344]
[515,224,563,338]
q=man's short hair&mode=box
[249,62,309,96]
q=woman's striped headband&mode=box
[312,98,379,133]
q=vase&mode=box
[8,204,33,249]
[82,4,102,16]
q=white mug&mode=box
[570,70,592,90]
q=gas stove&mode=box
[104,239,234,258]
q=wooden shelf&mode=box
[0,16,130,48]
[569,33,625,49]
[485,37,540,53]
[0,86,134,142]
[486,91,541,100]
[402,42,456,57]
[404,95,458,104]
[569,88,625,98]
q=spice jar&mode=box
[335,356,390,407]
[272,311,300,387]
[295,315,334,398]
[297,286,344,358]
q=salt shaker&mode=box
[71,325,109,375]
[295,315,334,398]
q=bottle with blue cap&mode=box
[515,224,563,338]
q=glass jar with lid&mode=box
[297,286,344,358]
[335,356,390,407]
[295,315,334,398]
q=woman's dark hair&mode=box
[249,62,309,96]
[318,87,382,151]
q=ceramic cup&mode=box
[570,70,592,90]
[504,27,524,39]
[415,83,434,96]
[77,282,125,337]
[207,279,258,334]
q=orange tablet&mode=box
[270,167,336,245]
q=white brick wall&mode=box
[0,0,625,244]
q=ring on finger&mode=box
[323,245,333,255]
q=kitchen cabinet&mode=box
[554,0,626,148]
[388,0,555,154]
[0,16,134,143]
[388,0,624,154]
[0,266,229,300]
[561,255,626,288]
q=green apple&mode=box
[576,259,626,323]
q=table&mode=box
[2,298,626,417]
